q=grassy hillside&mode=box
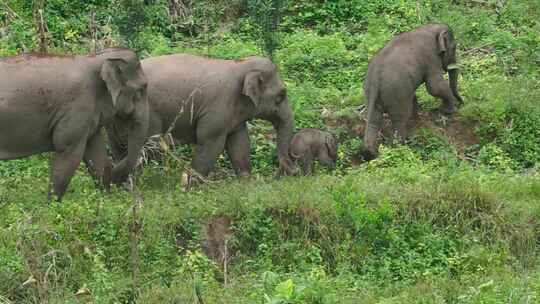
[1,0,540,303]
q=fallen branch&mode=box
[462,43,494,56]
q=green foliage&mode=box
[281,0,433,34]
[408,128,456,163]
[2,155,540,302]
[246,0,285,59]
[276,31,363,91]
[461,75,540,168]
[499,106,540,168]
[476,143,516,172]
[368,144,423,170]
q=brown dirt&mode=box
[412,111,479,154]
[324,107,479,156]
[202,215,233,263]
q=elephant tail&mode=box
[290,150,301,160]
[364,71,379,117]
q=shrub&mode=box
[276,31,363,91]
[476,143,516,171]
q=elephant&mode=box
[0,48,149,201]
[290,129,338,175]
[107,54,297,179]
[362,23,463,160]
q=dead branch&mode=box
[89,11,97,55]
[136,80,212,167]
[168,0,193,23]
[16,220,50,304]
[223,237,229,288]
[462,43,494,55]
[127,180,143,299]
[33,0,49,53]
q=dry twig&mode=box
[33,0,49,53]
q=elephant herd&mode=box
[0,23,462,201]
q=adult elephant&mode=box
[362,23,463,160]
[0,48,149,201]
[108,54,297,178]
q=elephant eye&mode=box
[134,87,145,100]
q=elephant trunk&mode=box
[448,67,463,105]
[271,100,298,176]
[111,106,149,184]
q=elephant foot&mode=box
[361,147,378,161]
[100,165,112,194]
[439,104,456,116]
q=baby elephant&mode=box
[290,129,338,175]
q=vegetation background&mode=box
[0,0,539,303]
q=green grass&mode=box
[1,155,540,303]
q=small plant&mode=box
[476,143,516,171]
[367,144,423,169]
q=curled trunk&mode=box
[111,106,149,183]
[271,100,297,176]
[448,68,463,104]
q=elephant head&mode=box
[242,57,298,176]
[100,49,149,183]
[437,29,463,104]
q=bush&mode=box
[476,143,516,171]
[276,31,362,91]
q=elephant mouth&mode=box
[116,111,133,120]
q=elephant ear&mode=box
[101,58,127,108]
[242,70,263,107]
[437,30,449,54]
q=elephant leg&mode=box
[192,135,227,177]
[225,123,252,177]
[363,102,384,160]
[49,139,87,202]
[388,96,414,144]
[426,73,457,115]
[412,95,420,119]
[391,121,408,144]
[300,153,314,175]
[83,131,112,192]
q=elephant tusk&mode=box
[447,63,461,70]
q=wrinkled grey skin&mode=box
[362,23,463,160]
[108,54,297,177]
[0,49,149,201]
[290,129,338,175]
